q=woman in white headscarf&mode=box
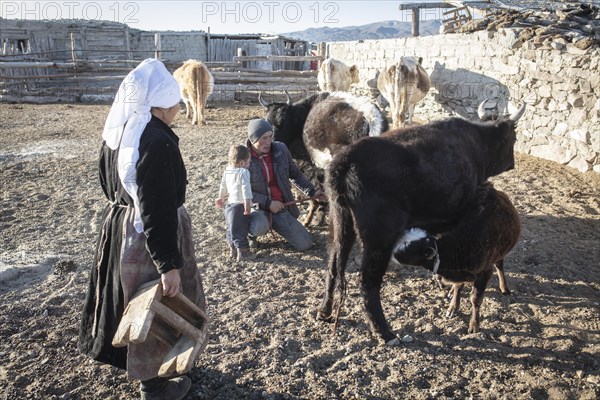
[78,59,207,400]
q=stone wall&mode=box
[327,29,600,173]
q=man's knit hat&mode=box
[247,118,273,143]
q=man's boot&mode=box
[236,247,255,262]
[228,243,237,259]
[248,236,260,249]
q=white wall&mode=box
[327,29,600,173]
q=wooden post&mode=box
[412,7,420,37]
[206,27,211,61]
[237,47,247,69]
[124,27,132,60]
[70,32,78,83]
[317,41,326,69]
[155,33,161,59]
[70,32,77,62]
[79,28,87,60]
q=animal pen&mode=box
[0,18,323,103]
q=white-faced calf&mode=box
[392,183,520,334]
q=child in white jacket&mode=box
[216,145,254,261]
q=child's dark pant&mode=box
[225,203,250,249]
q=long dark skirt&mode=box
[78,205,207,380]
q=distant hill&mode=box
[282,20,442,43]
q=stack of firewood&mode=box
[457,3,600,50]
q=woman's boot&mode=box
[140,375,191,400]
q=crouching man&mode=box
[246,118,323,251]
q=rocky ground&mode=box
[0,100,599,400]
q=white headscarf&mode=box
[102,58,181,233]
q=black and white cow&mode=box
[259,91,387,165]
[317,104,526,345]
[258,91,328,164]
[259,91,388,224]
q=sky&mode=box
[0,1,447,35]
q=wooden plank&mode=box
[158,336,206,377]
[0,87,117,96]
[124,27,132,60]
[399,0,487,9]
[233,55,324,62]
[204,61,239,68]
[212,70,317,78]
[150,301,205,341]
[79,27,88,61]
[148,317,181,347]
[212,76,317,84]
[0,61,76,68]
[162,291,210,326]
[112,283,161,347]
[0,95,76,103]
[399,2,453,10]
[443,6,469,15]
[0,73,119,80]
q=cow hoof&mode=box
[385,337,401,347]
[433,275,444,290]
[315,309,334,322]
[468,326,480,334]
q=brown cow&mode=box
[377,56,430,128]
[173,59,214,125]
[392,182,520,336]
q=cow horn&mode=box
[284,90,292,105]
[477,98,489,120]
[509,103,526,122]
[258,92,269,109]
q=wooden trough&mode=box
[112,279,209,377]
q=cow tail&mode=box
[326,159,347,209]
[193,66,201,121]
[326,158,360,324]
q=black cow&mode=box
[317,105,526,345]
[259,91,330,163]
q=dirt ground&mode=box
[0,101,599,400]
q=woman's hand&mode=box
[161,268,181,297]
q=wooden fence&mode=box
[0,54,324,103]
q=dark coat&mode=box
[247,141,316,218]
